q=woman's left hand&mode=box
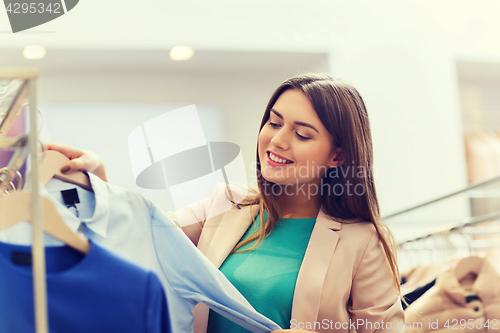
[43,142,108,182]
[271,329,316,333]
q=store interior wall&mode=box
[459,61,500,132]
[39,103,226,212]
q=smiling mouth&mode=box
[267,151,293,164]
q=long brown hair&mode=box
[231,73,400,291]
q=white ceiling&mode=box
[1,0,500,62]
[0,0,340,51]
[0,49,329,74]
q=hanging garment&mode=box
[0,174,281,333]
[401,263,444,295]
[0,240,168,333]
[405,257,500,333]
[402,279,436,310]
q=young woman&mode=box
[47,73,404,333]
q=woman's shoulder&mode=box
[333,216,380,241]
[191,182,260,221]
[210,182,260,206]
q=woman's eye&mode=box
[296,132,310,141]
[268,122,309,140]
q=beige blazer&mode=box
[167,184,404,333]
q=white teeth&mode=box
[269,152,291,164]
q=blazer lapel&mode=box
[204,204,259,268]
[291,210,342,324]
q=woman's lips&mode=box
[266,151,293,167]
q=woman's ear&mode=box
[327,147,345,167]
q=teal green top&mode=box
[207,212,317,332]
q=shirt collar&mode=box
[46,173,110,238]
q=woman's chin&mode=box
[261,175,292,186]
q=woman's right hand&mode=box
[43,142,108,182]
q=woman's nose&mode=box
[270,129,290,150]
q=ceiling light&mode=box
[23,45,46,60]
[169,46,194,61]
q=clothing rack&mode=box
[397,209,500,246]
[398,211,500,248]
[383,174,500,219]
[0,68,47,333]
[384,174,500,261]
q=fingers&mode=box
[44,142,90,173]
[43,141,105,178]
[60,159,83,174]
[43,142,84,160]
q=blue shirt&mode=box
[0,240,168,333]
[0,174,280,333]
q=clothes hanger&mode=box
[0,135,29,194]
[41,150,93,192]
[0,191,90,253]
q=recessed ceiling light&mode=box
[169,46,194,61]
[23,45,46,60]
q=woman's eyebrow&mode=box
[271,109,319,134]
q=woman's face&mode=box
[258,89,343,189]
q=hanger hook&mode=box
[0,179,15,197]
[0,167,22,191]
[458,226,472,257]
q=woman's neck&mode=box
[278,192,321,219]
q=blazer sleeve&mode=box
[348,232,405,333]
[165,183,234,246]
[166,197,213,246]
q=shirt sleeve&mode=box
[349,232,405,333]
[150,203,282,333]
